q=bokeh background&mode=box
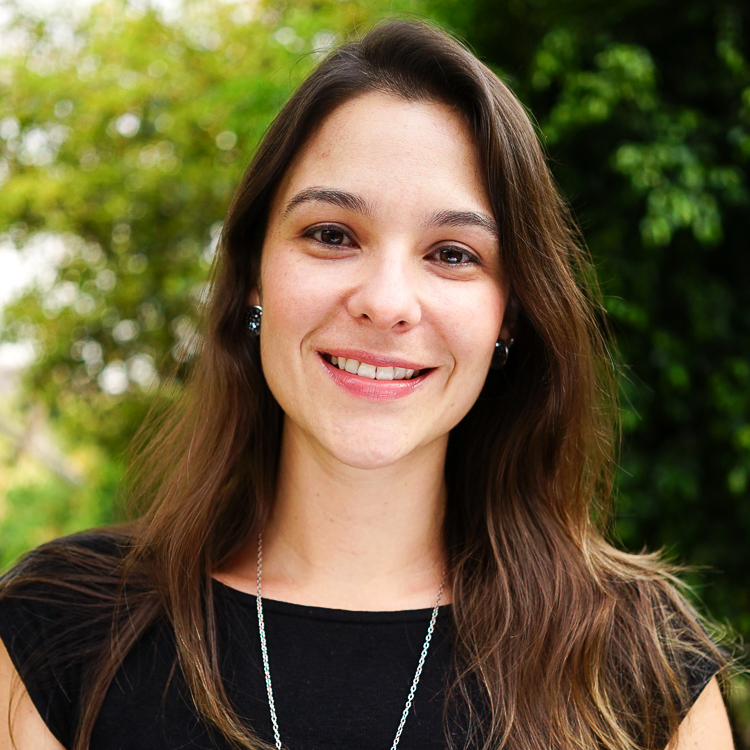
[1,0,748,743]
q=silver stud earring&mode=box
[491,337,514,369]
[245,305,262,336]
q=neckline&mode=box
[212,578,452,624]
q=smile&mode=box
[323,354,420,380]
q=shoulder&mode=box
[604,570,732,745]
[0,636,64,750]
[672,677,734,750]
[2,528,130,580]
[0,527,137,685]
[0,528,134,750]
[0,526,132,619]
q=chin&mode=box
[327,442,414,471]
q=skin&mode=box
[0,93,734,749]
[221,92,510,610]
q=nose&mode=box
[346,247,422,331]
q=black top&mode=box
[0,534,717,750]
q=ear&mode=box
[247,288,261,307]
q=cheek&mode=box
[439,284,506,373]
[261,253,332,340]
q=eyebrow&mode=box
[281,187,499,241]
[427,209,499,241]
[281,187,373,220]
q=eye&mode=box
[303,224,354,247]
[433,245,479,265]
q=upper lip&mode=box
[320,349,433,371]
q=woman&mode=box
[0,19,735,750]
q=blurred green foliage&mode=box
[1,0,748,743]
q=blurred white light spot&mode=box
[95,268,117,290]
[79,147,99,170]
[81,242,104,267]
[114,112,141,138]
[137,140,179,171]
[112,222,131,243]
[154,112,173,132]
[225,43,246,61]
[170,314,199,362]
[81,339,103,365]
[215,131,237,150]
[203,221,222,264]
[128,353,158,390]
[118,70,139,89]
[1,232,70,308]
[126,253,148,274]
[0,117,20,140]
[18,124,68,166]
[137,300,164,330]
[312,30,336,58]
[273,26,298,47]
[74,294,95,315]
[43,280,78,311]
[54,99,74,118]
[112,318,140,342]
[0,341,37,370]
[98,360,129,394]
[231,3,256,24]
[148,60,168,77]
[186,23,221,51]
[77,54,101,80]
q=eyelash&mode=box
[433,246,480,266]
[302,224,354,247]
[302,224,482,266]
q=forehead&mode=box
[270,91,492,220]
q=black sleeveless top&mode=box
[0,534,717,750]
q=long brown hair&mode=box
[2,19,728,750]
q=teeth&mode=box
[326,354,419,381]
[357,362,377,379]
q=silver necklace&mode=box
[255,533,446,750]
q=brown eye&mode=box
[302,224,355,247]
[438,247,473,264]
[320,227,346,245]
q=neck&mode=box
[221,423,450,611]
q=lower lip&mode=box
[319,354,433,400]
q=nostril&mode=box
[345,283,422,331]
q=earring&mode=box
[491,337,514,369]
[245,305,262,336]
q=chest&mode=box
[92,592,457,750]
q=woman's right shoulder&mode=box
[0,527,137,750]
[0,636,65,750]
[0,527,137,674]
[1,527,132,585]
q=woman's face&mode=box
[257,91,510,470]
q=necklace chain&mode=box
[255,532,446,750]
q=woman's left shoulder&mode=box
[650,581,729,702]
[672,677,734,749]
[611,573,733,734]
